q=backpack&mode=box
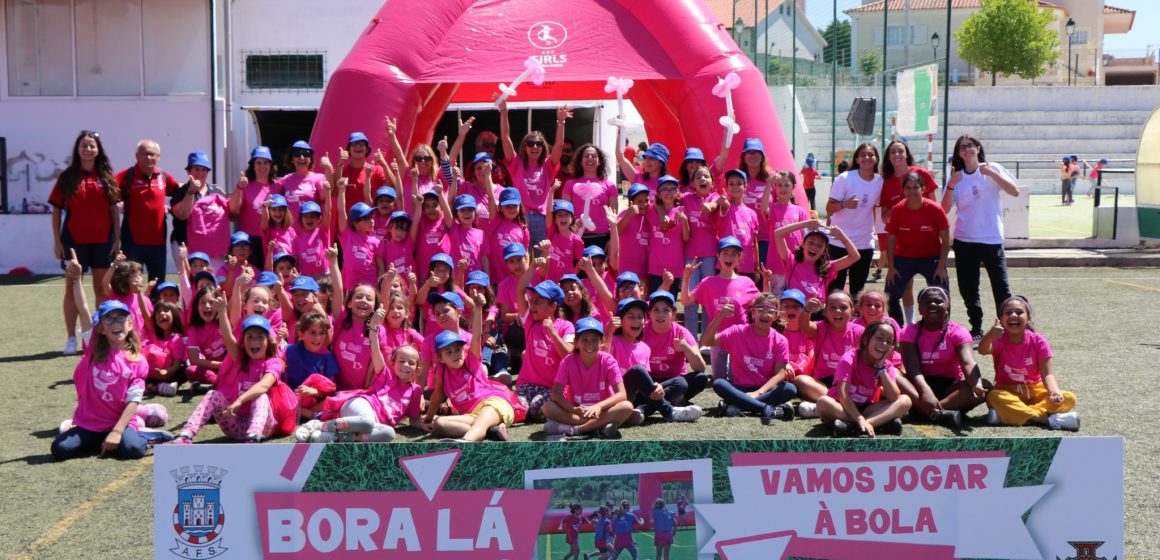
[267,374,300,436]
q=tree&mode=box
[820,20,851,66]
[955,0,1059,86]
[858,50,882,86]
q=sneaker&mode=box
[246,435,263,444]
[931,409,963,429]
[139,403,168,428]
[880,418,904,435]
[191,382,212,395]
[295,419,323,443]
[487,424,509,441]
[970,331,984,347]
[831,419,854,437]
[310,430,339,443]
[62,337,77,356]
[544,419,578,437]
[625,407,646,426]
[1048,412,1080,431]
[724,405,744,418]
[870,269,883,283]
[58,419,73,434]
[669,405,703,422]
[491,371,514,386]
[986,409,1002,426]
[168,434,193,445]
[761,403,795,425]
[157,382,178,397]
[596,424,622,439]
[796,401,819,419]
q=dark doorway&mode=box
[251,110,318,175]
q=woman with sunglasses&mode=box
[498,102,572,249]
[276,140,327,226]
[940,135,1019,343]
[386,116,442,216]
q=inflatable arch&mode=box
[311,0,806,205]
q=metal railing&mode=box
[1094,168,1134,240]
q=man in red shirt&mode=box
[118,139,180,282]
[884,173,950,324]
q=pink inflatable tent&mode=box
[311,0,804,204]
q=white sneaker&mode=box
[58,419,73,434]
[797,401,819,419]
[1048,412,1080,431]
[544,419,577,436]
[310,430,339,443]
[295,419,323,442]
[62,337,77,356]
[157,382,178,397]
[987,409,1001,426]
[625,407,646,426]
[669,405,703,422]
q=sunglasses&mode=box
[526,140,545,148]
[101,315,129,325]
[752,305,778,313]
[414,155,433,162]
[291,150,312,158]
[80,130,100,138]
[959,142,978,150]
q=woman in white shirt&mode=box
[940,135,1020,342]
[825,143,884,298]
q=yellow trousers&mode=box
[986,382,1075,426]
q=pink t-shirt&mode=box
[681,191,721,258]
[215,355,282,416]
[642,323,697,379]
[457,180,501,232]
[812,322,865,380]
[989,331,1052,386]
[826,350,897,405]
[371,210,394,241]
[449,224,485,274]
[609,335,651,373]
[783,327,816,375]
[71,350,147,432]
[854,316,903,369]
[717,324,790,388]
[383,327,423,362]
[110,291,151,336]
[266,225,297,257]
[900,321,971,380]
[415,216,450,273]
[689,275,761,332]
[517,315,576,388]
[743,177,770,242]
[143,333,187,371]
[548,231,584,281]
[508,159,559,214]
[276,172,326,223]
[488,220,530,285]
[436,352,511,414]
[399,175,441,216]
[766,203,811,274]
[339,229,380,288]
[331,311,390,391]
[646,205,686,277]
[186,322,227,362]
[632,171,660,196]
[360,378,422,426]
[420,287,470,336]
[236,181,282,238]
[717,204,759,273]
[377,237,416,279]
[784,257,837,303]
[186,192,231,258]
[616,210,651,279]
[292,226,332,278]
[556,352,623,405]
[564,177,617,234]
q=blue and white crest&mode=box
[169,465,228,559]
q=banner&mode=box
[154,438,1123,560]
[896,64,939,136]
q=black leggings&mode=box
[828,245,875,299]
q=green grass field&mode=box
[1,267,1158,559]
[538,527,698,560]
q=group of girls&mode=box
[52,112,1079,458]
[560,499,680,560]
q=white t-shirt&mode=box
[950,162,1015,245]
[828,170,884,250]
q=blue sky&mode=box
[1097,0,1157,53]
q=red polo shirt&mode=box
[880,166,938,211]
[117,166,179,246]
[886,198,949,259]
[49,171,116,244]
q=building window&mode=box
[886,26,906,47]
[5,0,74,96]
[75,0,141,96]
[244,53,325,91]
[1069,30,1088,46]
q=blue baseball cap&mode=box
[465,270,490,287]
[434,329,467,351]
[389,210,412,224]
[290,140,313,153]
[426,291,464,310]
[528,280,564,305]
[192,270,217,286]
[429,253,455,269]
[155,281,179,295]
[186,151,211,171]
[616,271,641,286]
[375,186,397,200]
[648,290,675,306]
[552,200,574,215]
[725,169,748,183]
[742,138,765,154]
[657,174,679,187]
[574,316,604,336]
[255,271,280,287]
[805,153,816,165]
[1062,155,1071,162]
[559,273,582,286]
[472,152,493,165]
[616,298,648,317]
[348,131,369,145]
[454,194,478,211]
[272,252,296,267]
[187,251,210,264]
[503,243,528,260]
[97,300,131,320]
[642,143,670,164]
[267,194,288,208]
[250,146,273,161]
[683,147,706,164]
[349,202,374,221]
[627,183,651,200]
[718,236,744,252]
[779,288,807,307]
[241,314,273,336]
[290,276,320,293]
[498,187,522,206]
[583,245,606,258]
[300,201,322,215]
[1099,158,1108,164]
[229,231,251,248]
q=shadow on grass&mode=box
[28,428,58,439]
[803,424,835,438]
[0,453,55,466]
[0,351,65,364]
[48,378,74,390]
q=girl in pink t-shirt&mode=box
[979,296,1078,430]
[52,300,151,461]
[261,194,296,257]
[515,269,576,422]
[681,236,761,381]
[716,170,760,275]
[453,154,502,234]
[175,306,282,443]
[607,298,702,424]
[546,199,585,282]
[141,300,186,396]
[411,186,450,274]
[186,286,226,389]
[853,289,903,371]
[616,184,652,281]
[703,293,796,422]
[228,148,281,267]
[647,176,690,292]
[543,317,635,438]
[796,291,864,419]
[375,210,417,281]
[775,219,859,307]
[337,183,381,289]
[330,259,389,391]
[381,290,424,363]
[489,188,531,285]
[442,190,486,275]
[500,104,569,247]
[777,289,817,383]
[897,287,985,428]
[102,257,150,335]
[714,138,774,263]
[292,194,332,280]
[761,171,812,293]
[642,291,708,406]
[680,167,723,338]
[816,320,911,437]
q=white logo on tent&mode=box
[528,21,567,50]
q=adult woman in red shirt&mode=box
[50,130,120,355]
[884,172,950,325]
